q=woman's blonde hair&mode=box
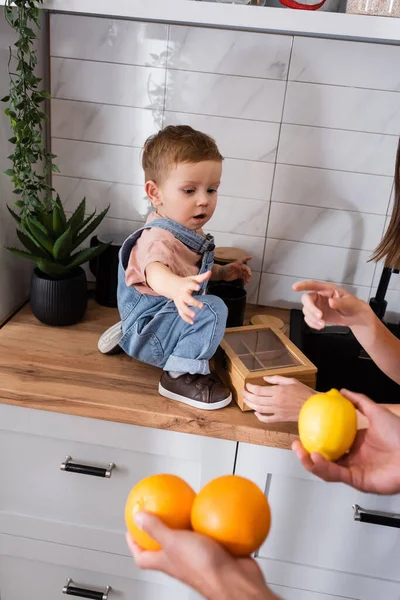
[371,138,400,268]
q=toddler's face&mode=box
[151,160,222,231]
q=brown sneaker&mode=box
[159,372,232,410]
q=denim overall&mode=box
[117,218,228,375]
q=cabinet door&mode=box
[0,533,191,600]
[235,443,400,586]
[0,405,237,555]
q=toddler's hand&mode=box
[172,271,211,325]
[222,257,252,284]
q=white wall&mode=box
[0,12,47,323]
[49,14,399,316]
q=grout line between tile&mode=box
[266,236,377,253]
[270,200,388,217]
[257,36,294,305]
[261,270,373,289]
[50,55,400,95]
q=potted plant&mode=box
[2,0,109,326]
[7,198,109,325]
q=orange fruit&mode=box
[191,475,271,556]
[125,474,196,551]
[298,388,357,462]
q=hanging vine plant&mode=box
[2,0,54,215]
[2,0,110,325]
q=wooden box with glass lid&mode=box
[214,324,317,411]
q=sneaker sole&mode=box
[158,383,232,411]
[98,322,123,355]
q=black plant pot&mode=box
[210,284,247,328]
[30,267,88,326]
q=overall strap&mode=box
[120,218,215,270]
[148,218,215,255]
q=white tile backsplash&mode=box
[50,15,400,309]
[272,164,393,215]
[209,196,270,237]
[52,139,142,185]
[167,26,292,79]
[50,14,168,67]
[259,272,371,309]
[163,111,279,162]
[51,58,165,112]
[246,271,261,305]
[263,238,376,287]
[267,203,386,251]
[284,82,400,136]
[219,159,274,201]
[278,124,398,176]
[51,100,159,147]
[165,70,286,122]
[54,176,150,221]
[290,37,400,91]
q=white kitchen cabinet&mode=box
[235,442,400,599]
[0,404,237,557]
[0,533,192,600]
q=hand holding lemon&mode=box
[294,389,400,495]
[298,388,357,462]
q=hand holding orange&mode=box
[191,474,271,556]
[298,388,357,461]
[125,473,271,556]
[125,474,196,551]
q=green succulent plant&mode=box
[6,196,110,278]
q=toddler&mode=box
[98,125,251,410]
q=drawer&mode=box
[235,443,400,582]
[0,533,193,600]
[257,552,400,600]
[270,586,352,600]
[0,405,236,554]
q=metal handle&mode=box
[63,579,111,600]
[60,456,115,478]
[353,504,400,528]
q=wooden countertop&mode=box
[0,301,298,448]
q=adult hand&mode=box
[126,513,279,600]
[243,376,314,422]
[221,257,252,285]
[292,280,370,330]
[172,271,211,324]
[292,390,400,495]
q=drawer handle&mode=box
[60,456,115,478]
[63,578,111,600]
[353,504,400,528]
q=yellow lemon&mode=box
[298,389,357,462]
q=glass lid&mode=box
[224,329,300,372]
